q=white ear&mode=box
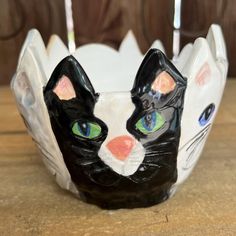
[11,29,78,194]
[181,38,213,83]
[47,34,70,75]
[149,40,166,54]
[17,29,50,83]
[119,30,142,57]
[206,24,228,80]
[174,43,193,72]
[14,29,48,99]
[182,24,228,86]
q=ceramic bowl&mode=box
[11,24,228,209]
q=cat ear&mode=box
[53,75,76,100]
[44,55,97,104]
[132,49,186,97]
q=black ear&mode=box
[132,49,186,97]
[44,55,98,105]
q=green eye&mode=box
[135,111,165,135]
[72,121,102,139]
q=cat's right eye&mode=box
[135,111,165,135]
[72,121,102,139]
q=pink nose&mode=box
[106,135,135,161]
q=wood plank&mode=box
[0,104,25,133]
[0,0,67,85]
[214,80,236,125]
[0,133,36,157]
[0,85,15,104]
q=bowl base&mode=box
[79,188,170,209]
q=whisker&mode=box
[142,163,161,168]
[144,150,174,155]
[142,161,173,169]
[144,142,176,149]
[186,133,207,151]
[179,125,211,151]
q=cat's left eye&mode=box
[72,121,102,139]
[135,111,165,135]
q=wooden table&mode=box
[0,81,236,236]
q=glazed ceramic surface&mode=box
[11,24,228,209]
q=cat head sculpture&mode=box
[11,24,227,209]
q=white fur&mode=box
[11,30,78,194]
[94,93,145,176]
[176,25,228,184]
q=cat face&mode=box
[44,49,187,189]
[176,60,225,184]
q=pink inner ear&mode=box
[151,71,176,94]
[53,75,76,100]
[195,63,211,86]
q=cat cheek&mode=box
[53,75,76,100]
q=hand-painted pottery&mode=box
[11,24,228,209]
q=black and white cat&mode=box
[43,49,187,208]
[11,25,227,209]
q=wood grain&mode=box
[0,81,235,235]
[72,0,174,55]
[0,0,67,85]
[1,0,236,87]
[180,0,236,77]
